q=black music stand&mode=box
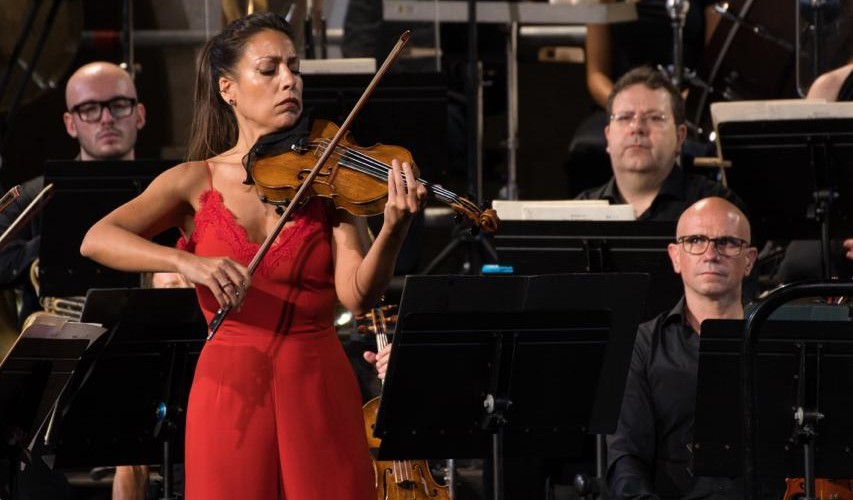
[40,159,179,297]
[0,316,105,498]
[374,273,648,500]
[493,220,680,320]
[47,288,204,500]
[694,291,853,499]
[716,115,853,279]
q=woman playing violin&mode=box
[81,12,426,500]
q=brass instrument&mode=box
[24,258,85,330]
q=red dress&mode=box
[179,177,375,500]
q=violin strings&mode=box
[312,140,465,204]
[312,140,434,192]
[312,143,488,221]
[311,140,485,218]
[341,148,483,217]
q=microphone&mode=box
[0,185,21,213]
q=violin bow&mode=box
[208,31,411,340]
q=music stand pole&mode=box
[483,394,510,500]
[154,341,186,500]
[420,0,499,275]
[504,21,519,200]
[809,137,835,280]
[666,0,689,87]
[792,380,822,500]
[467,0,481,203]
[740,282,853,499]
[810,1,823,79]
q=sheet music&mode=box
[711,99,853,128]
[383,0,637,24]
[0,315,107,367]
[20,315,106,345]
[492,199,636,221]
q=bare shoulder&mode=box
[162,160,209,182]
[149,160,210,200]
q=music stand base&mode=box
[421,227,498,275]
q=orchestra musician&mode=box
[367,69,751,498]
[566,0,721,196]
[575,66,742,220]
[80,12,426,500]
[607,196,757,500]
[0,61,146,330]
[0,61,147,500]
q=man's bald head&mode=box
[63,62,145,161]
[676,197,751,244]
[65,62,137,108]
[668,196,757,302]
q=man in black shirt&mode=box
[607,196,757,499]
[576,67,739,221]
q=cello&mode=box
[358,304,451,500]
[783,478,853,500]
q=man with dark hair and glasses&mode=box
[577,66,741,221]
[0,62,147,500]
[607,196,758,500]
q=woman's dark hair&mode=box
[187,12,295,161]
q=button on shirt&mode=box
[606,299,738,500]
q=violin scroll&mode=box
[446,196,500,234]
[479,208,500,233]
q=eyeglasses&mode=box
[676,235,749,257]
[69,97,137,123]
[610,111,670,129]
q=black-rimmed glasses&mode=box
[676,234,749,257]
[69,97,137,123]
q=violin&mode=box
[358,305,451,500]
[207,31,497,338]
[249,118,500,234]
[783,478,853,500]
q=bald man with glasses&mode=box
[0,61,146,328]
[0,62,148,500]
[607,196,758,500]
[62,62,146,161]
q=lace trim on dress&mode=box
[178,190,327,278]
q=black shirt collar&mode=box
[662,296,688,329]
[656,165,687,201]
[602,166,685,215]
